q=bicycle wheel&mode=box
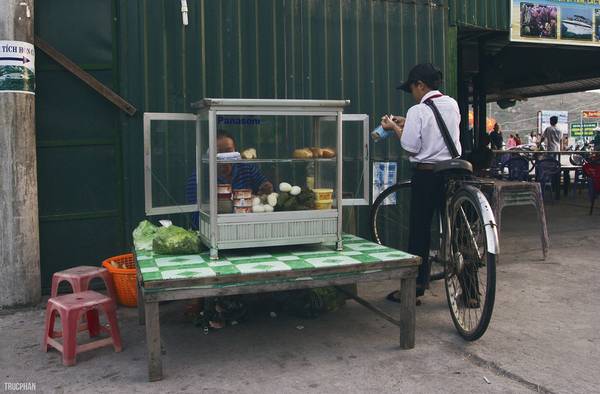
[445,187,496,341]
[370,181,444,282]
[370,181,411,247]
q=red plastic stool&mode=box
[51,266,117,301]
[42,290,123,366]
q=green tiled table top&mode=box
[135,234,417,286]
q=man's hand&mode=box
[380,115,396,130]
[391,116,406,129]
[381,115,405,139]
[258,181,274,195]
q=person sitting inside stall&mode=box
[467,129,493,175]
[185,130,273,228]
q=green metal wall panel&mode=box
[117,0,449,251]
[449,0,510,30]
[35,0,125,292]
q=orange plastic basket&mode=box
[102,253,137,307]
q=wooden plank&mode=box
[399,277,416,349]
[141,257,421,290]
[137,277,145,326]
[34,35,137,116]
[336,287,401,326]
[142,267,418,303]
[145,302,162,381]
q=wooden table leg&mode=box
[399,277,416,349]
[145,301,162,381]
[137,280,145,326]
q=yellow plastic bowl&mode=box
[313,188,333,201]
[315,199,333,210]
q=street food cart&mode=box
[137,99,420,381]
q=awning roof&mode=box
[460,31,600,102]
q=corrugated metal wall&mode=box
[118,0,449,247]
[32,0,452,289]
[449,0,509,31]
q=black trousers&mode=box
[408,169,444,296]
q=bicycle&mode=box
[370,159,499,341]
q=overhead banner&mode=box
[511,0,600,47]
[0,40,35,94]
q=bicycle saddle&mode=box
[433,159,473,174]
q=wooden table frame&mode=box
[136,257,420,382]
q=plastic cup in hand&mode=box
[371,125,395,142]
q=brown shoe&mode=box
[386,290,422,306]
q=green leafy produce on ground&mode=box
[152,225,201,255]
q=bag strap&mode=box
[424,98,460,159]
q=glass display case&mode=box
[143,98,369,259]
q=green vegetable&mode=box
[283,197,297,211]
[276,192,291,211]
[132,220,158,251]
[152,225,201,255]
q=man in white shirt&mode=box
[382,63,461,304]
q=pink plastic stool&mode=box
[51,266,116,301]
[42,290,122,366]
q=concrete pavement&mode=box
[1,195,598,393]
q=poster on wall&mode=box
[372,162,397,206]
[538,110,569,135]
[0,40,35,94]
[510,0,600,47]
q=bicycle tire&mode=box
[370,181,411,245]
[445,187,496,341]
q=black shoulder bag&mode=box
[423,98,460,159]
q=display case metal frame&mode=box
[192,98,348,259]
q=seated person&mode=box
[468,130,493,174]
[185,130,273,228]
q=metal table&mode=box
[136,234,420,381]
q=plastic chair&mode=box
[42,290,122,366]
[582,162,600,215]
[504,156,530,181]
[51,266,116,301]
[570,154,588,195]
[535,158,561,200]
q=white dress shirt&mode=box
[400,90,462,163]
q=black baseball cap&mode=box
[397,63,443,93]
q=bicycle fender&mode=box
[464,185,499,255]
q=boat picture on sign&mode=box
[0,40,35,94]
[511,0,600,47]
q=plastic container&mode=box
[371,125,395,142]
[315,199,333,210]
[232,189,252,199]
[233,197,252,207]
[218,184,232,194]
[313,188,333,201]
[101,254,137,307]
[234,206,253,214]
